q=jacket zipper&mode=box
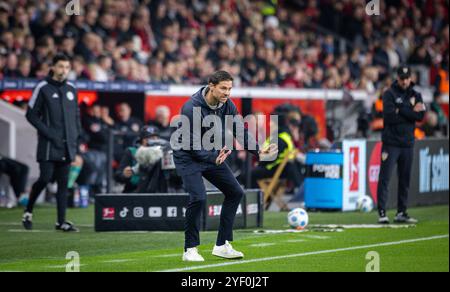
[46,106,50,160]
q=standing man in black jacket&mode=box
[173,71,277,262]
[23,54,81,232]
[377,65,426,224]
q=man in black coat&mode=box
[23,53,81,232]
[377,65,426,224]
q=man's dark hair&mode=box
[52,53,71,65]
[208,70,234,85]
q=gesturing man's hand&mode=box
[216,146,232,165]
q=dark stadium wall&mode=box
[366,139,449,209]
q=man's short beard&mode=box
[56,73,65,80]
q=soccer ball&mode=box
[288,208,309,229]
[356,195,374,212]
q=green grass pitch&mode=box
[0,204,448,272]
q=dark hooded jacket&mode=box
[173,86,259,176]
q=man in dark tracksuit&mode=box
[377,65,426,224]
[173,71,277,262]
[23,54,81,232]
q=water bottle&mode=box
[73,188,80,208]
[80,186,89,208]
[0,188,6,208]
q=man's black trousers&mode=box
[377,144,414,214]
[181,163,244,250]
[0,157,29,198]
[26,161,71,225]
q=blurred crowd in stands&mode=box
[0,0,448,94]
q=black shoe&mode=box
[55,221,79,232]
[394,212,418,224]
[378,209,389,224]
[22,212,33,230]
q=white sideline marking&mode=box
[158,234,449,272]
[302,235,330,239]
[101,259,133,263]
[77,224,94,228]
[0,222,21,226]
[286,239,306,243]
[152,254,180,258]
[309,224,416,229]
[8,229,53,233]
[252,229,308,234]
[249,243,275,247]
[45,264,86,269]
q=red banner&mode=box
[1,90,98,105]
[145,95,242,123]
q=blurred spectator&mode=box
[101,105,115,127]
[113,102,143,162]
[0,0,446,92]
[435,61,449,96]
[83,103,111,153]
[421,111,440,137]
[17,53,32,77]
[80,103,111,195]
[430,92,449,136]
[3,53,19,77]
[89,54,113,81]
[147,105,173,141]
[68,55,90,80]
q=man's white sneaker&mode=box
[182,247,205,262]
[212,241,244,259]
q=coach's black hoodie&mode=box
[382,81,425,148]
[173,86,259,176]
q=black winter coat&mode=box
[26,77,81,162]
[382,81,425,148]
